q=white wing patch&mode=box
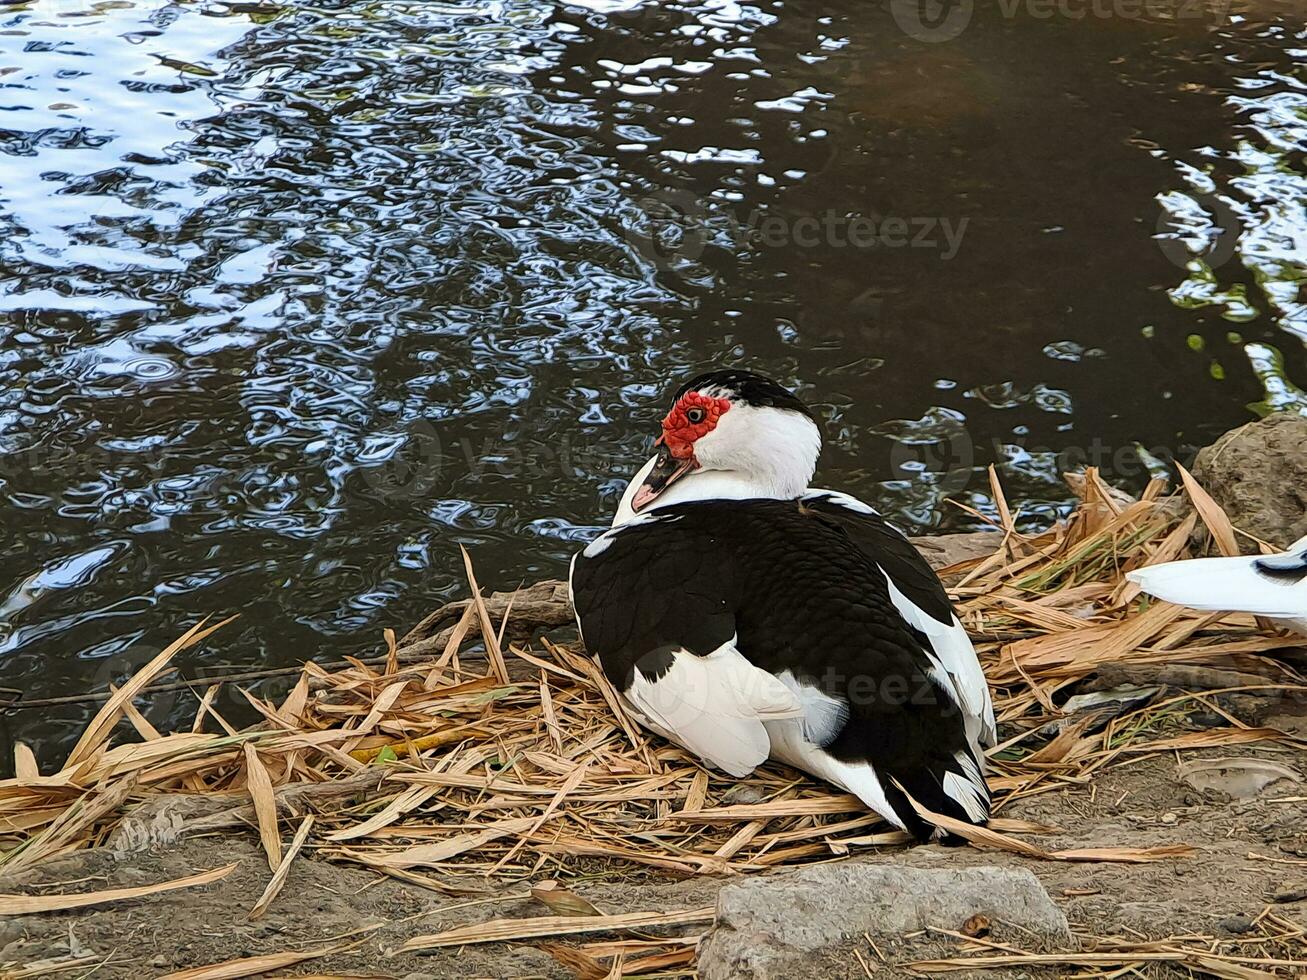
[623,639,804,777]
[567,553,585,646]
[943,750,989,823]
[775,669,850,747]
[804,488,879,516]
[582,529,619,559]
[764,717,906,832]
[585,510,684,557]
[881,571,997,751]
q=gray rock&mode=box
[1217,914,1254,936]
[1272,882,1307,904]
[1178,758,1300,801]
[0,919,25,947]
[911,531,999,572]
[698,863,1069,980]
[721,784,767,806]
[1192,413,1307,551]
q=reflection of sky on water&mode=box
[1157,11,1307,407]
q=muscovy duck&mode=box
[569,370,995,841]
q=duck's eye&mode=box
[686,407,706,424]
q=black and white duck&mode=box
[569,370,996,841]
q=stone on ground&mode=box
[911,530,998,570]
[698,863,1069,980]
[1192,412,1307,551]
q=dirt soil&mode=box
[5,716,1307,979]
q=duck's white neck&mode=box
[611,464,787,525]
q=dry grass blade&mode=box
[1048,844,1195,863]
[0,862,237,915]
[160,943,342,980]
[672,795,863,824]
[243,742,282,871]
[532,880,604,917]
[324,784,437,842]
[13,743,38,782]
[900,788,1193,863]
[1186,955,1280,980]
[909,948,1286,979]
[898,790,1048,859]
[343,817,538,869]
[460,544,510,684]
[491,762,590,871]
[908,950,1187,972]
[0,955,100,978]
[248,814,314,920]
[400,905,715,951]
[3,777,137,873]
[1177,463,1239,557]
[115,682,164,741]
[64,615,235,770]
[539,943,610,978]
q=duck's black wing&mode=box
[799,490,997,749]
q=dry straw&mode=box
[2,468,1305,976]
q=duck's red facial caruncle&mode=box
[630,392,731,512]
[659,391,731,459]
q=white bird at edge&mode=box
[1126,533,1307,636]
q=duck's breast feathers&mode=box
[570,509,740,689]
[624,639,805,777]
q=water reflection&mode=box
[0,0,1303,761]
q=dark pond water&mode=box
[1,0,1304,763]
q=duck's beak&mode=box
[631,439,698,513]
